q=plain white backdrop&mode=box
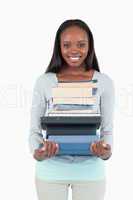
[0,0,133,200]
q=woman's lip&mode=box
[68,55,81,57]
[68,57,81,62]
[68,56,81,59]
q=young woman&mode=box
[29,19,115,200]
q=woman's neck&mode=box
[56,67,95,82]
[59,65,92,75]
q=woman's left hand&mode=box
[90,140,112,160]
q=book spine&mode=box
[52,87,95,97]
[53,104,96,110]
[58,79,98,83]
[57,83,97,88]
[52,97,96,105]
[48,113,100,116]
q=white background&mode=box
[0,0,133,199]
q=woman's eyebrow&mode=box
[63,40,71,43]
[63,40,88,43]
[77,40,88,42]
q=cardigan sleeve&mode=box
[100,75,115,151]
[28,75,47,154]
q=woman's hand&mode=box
[90,140,112,160]
[33,139,59,161]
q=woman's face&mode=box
[60,26,89,68]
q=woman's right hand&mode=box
[33,139,59,161]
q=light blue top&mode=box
[29,70,115,181]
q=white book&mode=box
[52,97,97,105]
[48,113,100,117]
[48,109,98,114]
[57,82,97,88]
[52,87,95,98]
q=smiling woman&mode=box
[60,26,89,68]
[45,19,99,74]
[29,19,115,200]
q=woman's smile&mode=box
[68,55,81,62]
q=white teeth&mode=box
[70,57,80,60]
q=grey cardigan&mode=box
[29,70,115,162]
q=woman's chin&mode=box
[66,62,82,68]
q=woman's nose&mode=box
[70,46,79,54]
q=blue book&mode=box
[47,135,100,156]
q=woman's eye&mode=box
[78,43,86,48]
[63,43,70,48]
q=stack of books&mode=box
[47,79,100,116]
[41,79,101,156]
